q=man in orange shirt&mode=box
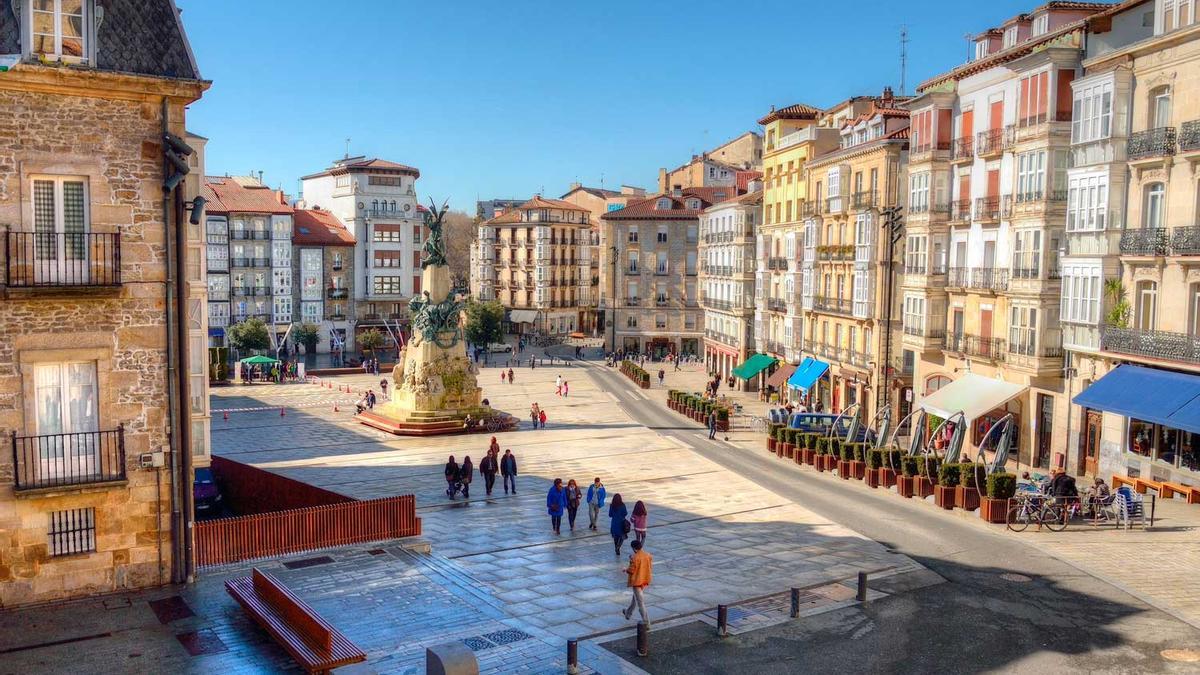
[622,539,653,625]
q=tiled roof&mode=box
[562,185,621,199]
[202,177,293,215]
[486,196,591,225]
[735,170,763,193]
[301,157,421,180]
[758,103,822,125]
[293,209,355,246]
[601,187,737,221]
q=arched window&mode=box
[925,375,952,396]
[391,200,397,211]
[1136,280,1158,331]
[372,200,379,212]
[1150,86,1172,128]
[1144,182,1166,229]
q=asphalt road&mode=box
[586,362,1200,674]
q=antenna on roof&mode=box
[344,137,351,159]
[600,172,605,187]
[900,25,909,97]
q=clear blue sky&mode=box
[181,0,1051,213]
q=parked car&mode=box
[193,467,223,517]
[787,413,876,443]
[487,342,513,353]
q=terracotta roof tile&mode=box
[293,209,355,246]
[758,103,822,125]
[300,156,421,181]
[736,170,763,193]
[602,187,737,220]
[485,195,592,225]
[202,177,292,215]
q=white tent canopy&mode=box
[919,373,1027,422]
[509,310,538,324]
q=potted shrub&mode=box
[841,442,867,480]
[915,456,938,498]
[865,449,884,488]
[956,462,981,511]
[878,449,900,489]
[716,407,730,432]
[814,436,830,472]
[981,472,1016,523]
[778,428,794,459]
[799,433,818,465]
[768,423,782,452]
[897,454,918,498]
[935,462,960,509]
[835,439,853,480]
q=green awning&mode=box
[732,354,776,380]
[239,355,280,365]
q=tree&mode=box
[463,299,505,347]
[358,328,385,356]
[441,209,476,288]
[228,317,270,353]
[1104,279,1130,328]
[295,323,321,354]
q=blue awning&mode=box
[1074,364,1200,434]
[787,357,829,392]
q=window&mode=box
[1016,151,1047,199]
[35,362,98,438]
[1160,0,1197,33]
[657,224,668,243]
[627,281,639,302]
[272,268,291,295]
[31,176,89,279]
[1009,305,1039,355]
[686,252,697,276]
[852,269,870,317]
[687,223,698,244]
[905,235,927,273]
[1067,173,1108,231]
[49,508,96,556]
[1003,26,1018,48]
[656,198,671,210]
[1072,80,1113,143]
[974,40,990,60]
[368,175,402,186]
[1190,283,1200,337]
[1144,183,1166,229]
[626,314,638,328]
[655,251,668,275]
[1136,280,1158,331]
[1031,13,1049,36]
[903,295,927,333]
[854,213,873,262]
[655,282,667,304]
[909,172,930,212]
[1151,86,1172,127]
[29,0,89,62]
[628,251,639,273]
[1012,230,1042,277]
[373,276,402,295]
[273,296,292,323]
[1018,72,1050,125]
[627,225,639,243]
[302,301,321,323]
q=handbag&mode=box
[623,518,631,534]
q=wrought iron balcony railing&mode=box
[974,196,1002,222]
[1102,326,1200,365]
[813,296,853,315]
[5,232,122,288]
[11,425,126,491]
[952,136,974,161]
[950,199,972,222]
[327,288,349,299]
[945,333,1005,360]
[975,128,1010,156]
[1181,120,1200,153]
[1014,189,1068,204]
[852,190,877,209]
[1127,127,1177,161]
[903,325,946,341]
[947,267,1009,291]
[766,298,788,312]
[1119,227,1169,256]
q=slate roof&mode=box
[202,177,293,215]
[293,209,355,246]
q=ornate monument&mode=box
[358,200,512,435]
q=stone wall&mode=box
[0,83,183,608]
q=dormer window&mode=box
[1158,0,1198,34]
[26,0,92,64]
[974,40,990,60]
[1031,13,1049,36]
[656,198,671,210]
[1003,26,1018,48]
[687,199,701,210]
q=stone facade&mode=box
[700,190,761,389]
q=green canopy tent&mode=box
[239,355,280,365]
[731,353,776,381]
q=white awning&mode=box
[509,310,539,324]
[918,373,1027,422]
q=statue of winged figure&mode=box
[422,198,449,269]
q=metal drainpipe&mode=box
[880,217,897,417]
[160,99,182,584]
[174,185,195,582]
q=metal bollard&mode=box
[566,639,579,675]
[636,621,649,657]
[717,604,729,637]
[790,587,800,618]
[857,572,868,602]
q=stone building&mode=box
[657,131,764,193]
[473,196,592,335]
[700,189,762,388]
[1066,0,1200,483]
[292,208,357,356]
[602,187,738,357]
[0,0,207,606]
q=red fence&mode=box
[212,455,352,516]
[195,495,421,568]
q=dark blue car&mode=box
[193,467,223,518]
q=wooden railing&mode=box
[195,495,421,568]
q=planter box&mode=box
[784,444,796,460]
[767,437,776,452]
[864,469,881,488]
[915,477,935,498]
[879,468,897,489]
[837,460,852,480]
[849,461,867,480]
[801,448,816,466]
[955,486,980,511]
[980,497,1008,523]
[934,485,956,509]
[716,419,729,432]
[823,455,838,472]
[896,475,914,498]
[814,455,827,472]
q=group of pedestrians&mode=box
[554,374,569,397]
[501,367,515,384]
[361,358,382,375]
[444,441,518,499]
[529,403,547,429]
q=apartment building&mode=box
[701,189,762,388]
[602,187,737,357]
[798,90,910,422]
[292,208,357,354]
[657,131,763,193]
[561,183,647,336]
[474,196,592,335]
[301,157,424,351]
[201,176,294,349]
[0,0,207,605]
[906,1,1111,468]
[1067,0,1200,483]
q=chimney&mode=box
[882,86,894,107]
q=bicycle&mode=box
[1006,493,1068,532]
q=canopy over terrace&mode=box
[918,373,1027,423]
[732,354,776,381]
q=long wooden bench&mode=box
[1112,475,1136,491]
[226,568,366,674]
[1134,477,1164,495]
[1161,481,1200,504]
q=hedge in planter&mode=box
[955,462,981,511]
[896,454,918,497]
[981,472,1016,523]
[934,461,959,509]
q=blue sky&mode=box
[181,0,1049,212]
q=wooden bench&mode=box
[1133,477,1164,495]
[1160,481,1200,504]
[226,568,366,674]
[1112,475,1136,491]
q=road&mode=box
[586,361,1200,674]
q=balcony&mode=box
[209,289,230,302]
[852,190,877,210]
[624,297,641,307]
[944,333,1005,361]
[1006,341,1064,374]
[328,313,346,321]
[1065,230,1122,257]
[813,296,852,315]
[766,340,788,356]
[1102,326,1200,366]
[11,426,126,492]
[1011,189,1067,218]
[975,128,1010,157]
[817,246,853,262]
[801,201,821,217]
[908,201,951,218]
[5,233,122,288]
[704,329,740,347]
[230,230,270,240]
[327,287,349,299]
[367,208,407,220]
[1120,227,1169,256]
[766,297,788,313]
[232,312,271,323]
[947,267,1009,292]
[950,199,972,224]
[909,140,952,163]
[1128,127,1177,162]
[1171,227,1200,256]
[703,298,742,312]
[974,196,1002,223]
[845,349,871,368]
[767,257,789,271]
[951,136,974,162]
[825,194,848,215]
[1181,120,1200,153]
[902,325,946,351]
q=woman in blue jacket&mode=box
[608,493,629,556]
[546,478,568,534]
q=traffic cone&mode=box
[280,407,286,417]
[223,411,228,422]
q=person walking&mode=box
[479,449,499,496]
[707,408,718,440]
[488,436,501,456]
[500,449,518,494]
[444,455,460,499]
[379,377,389,401]
[555,374,563,396]
[538,408,547,429]
[562,380,569,397]
[657,369,665,387]
[565,479,583,531]
[630,500,648,544]
[586,477,606,531]
[609,493,629,556]
[622,539,653,625]
[546,478,567,534]
[501,370,507,384]
[530,403,539,429]
[458,455,474,499]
